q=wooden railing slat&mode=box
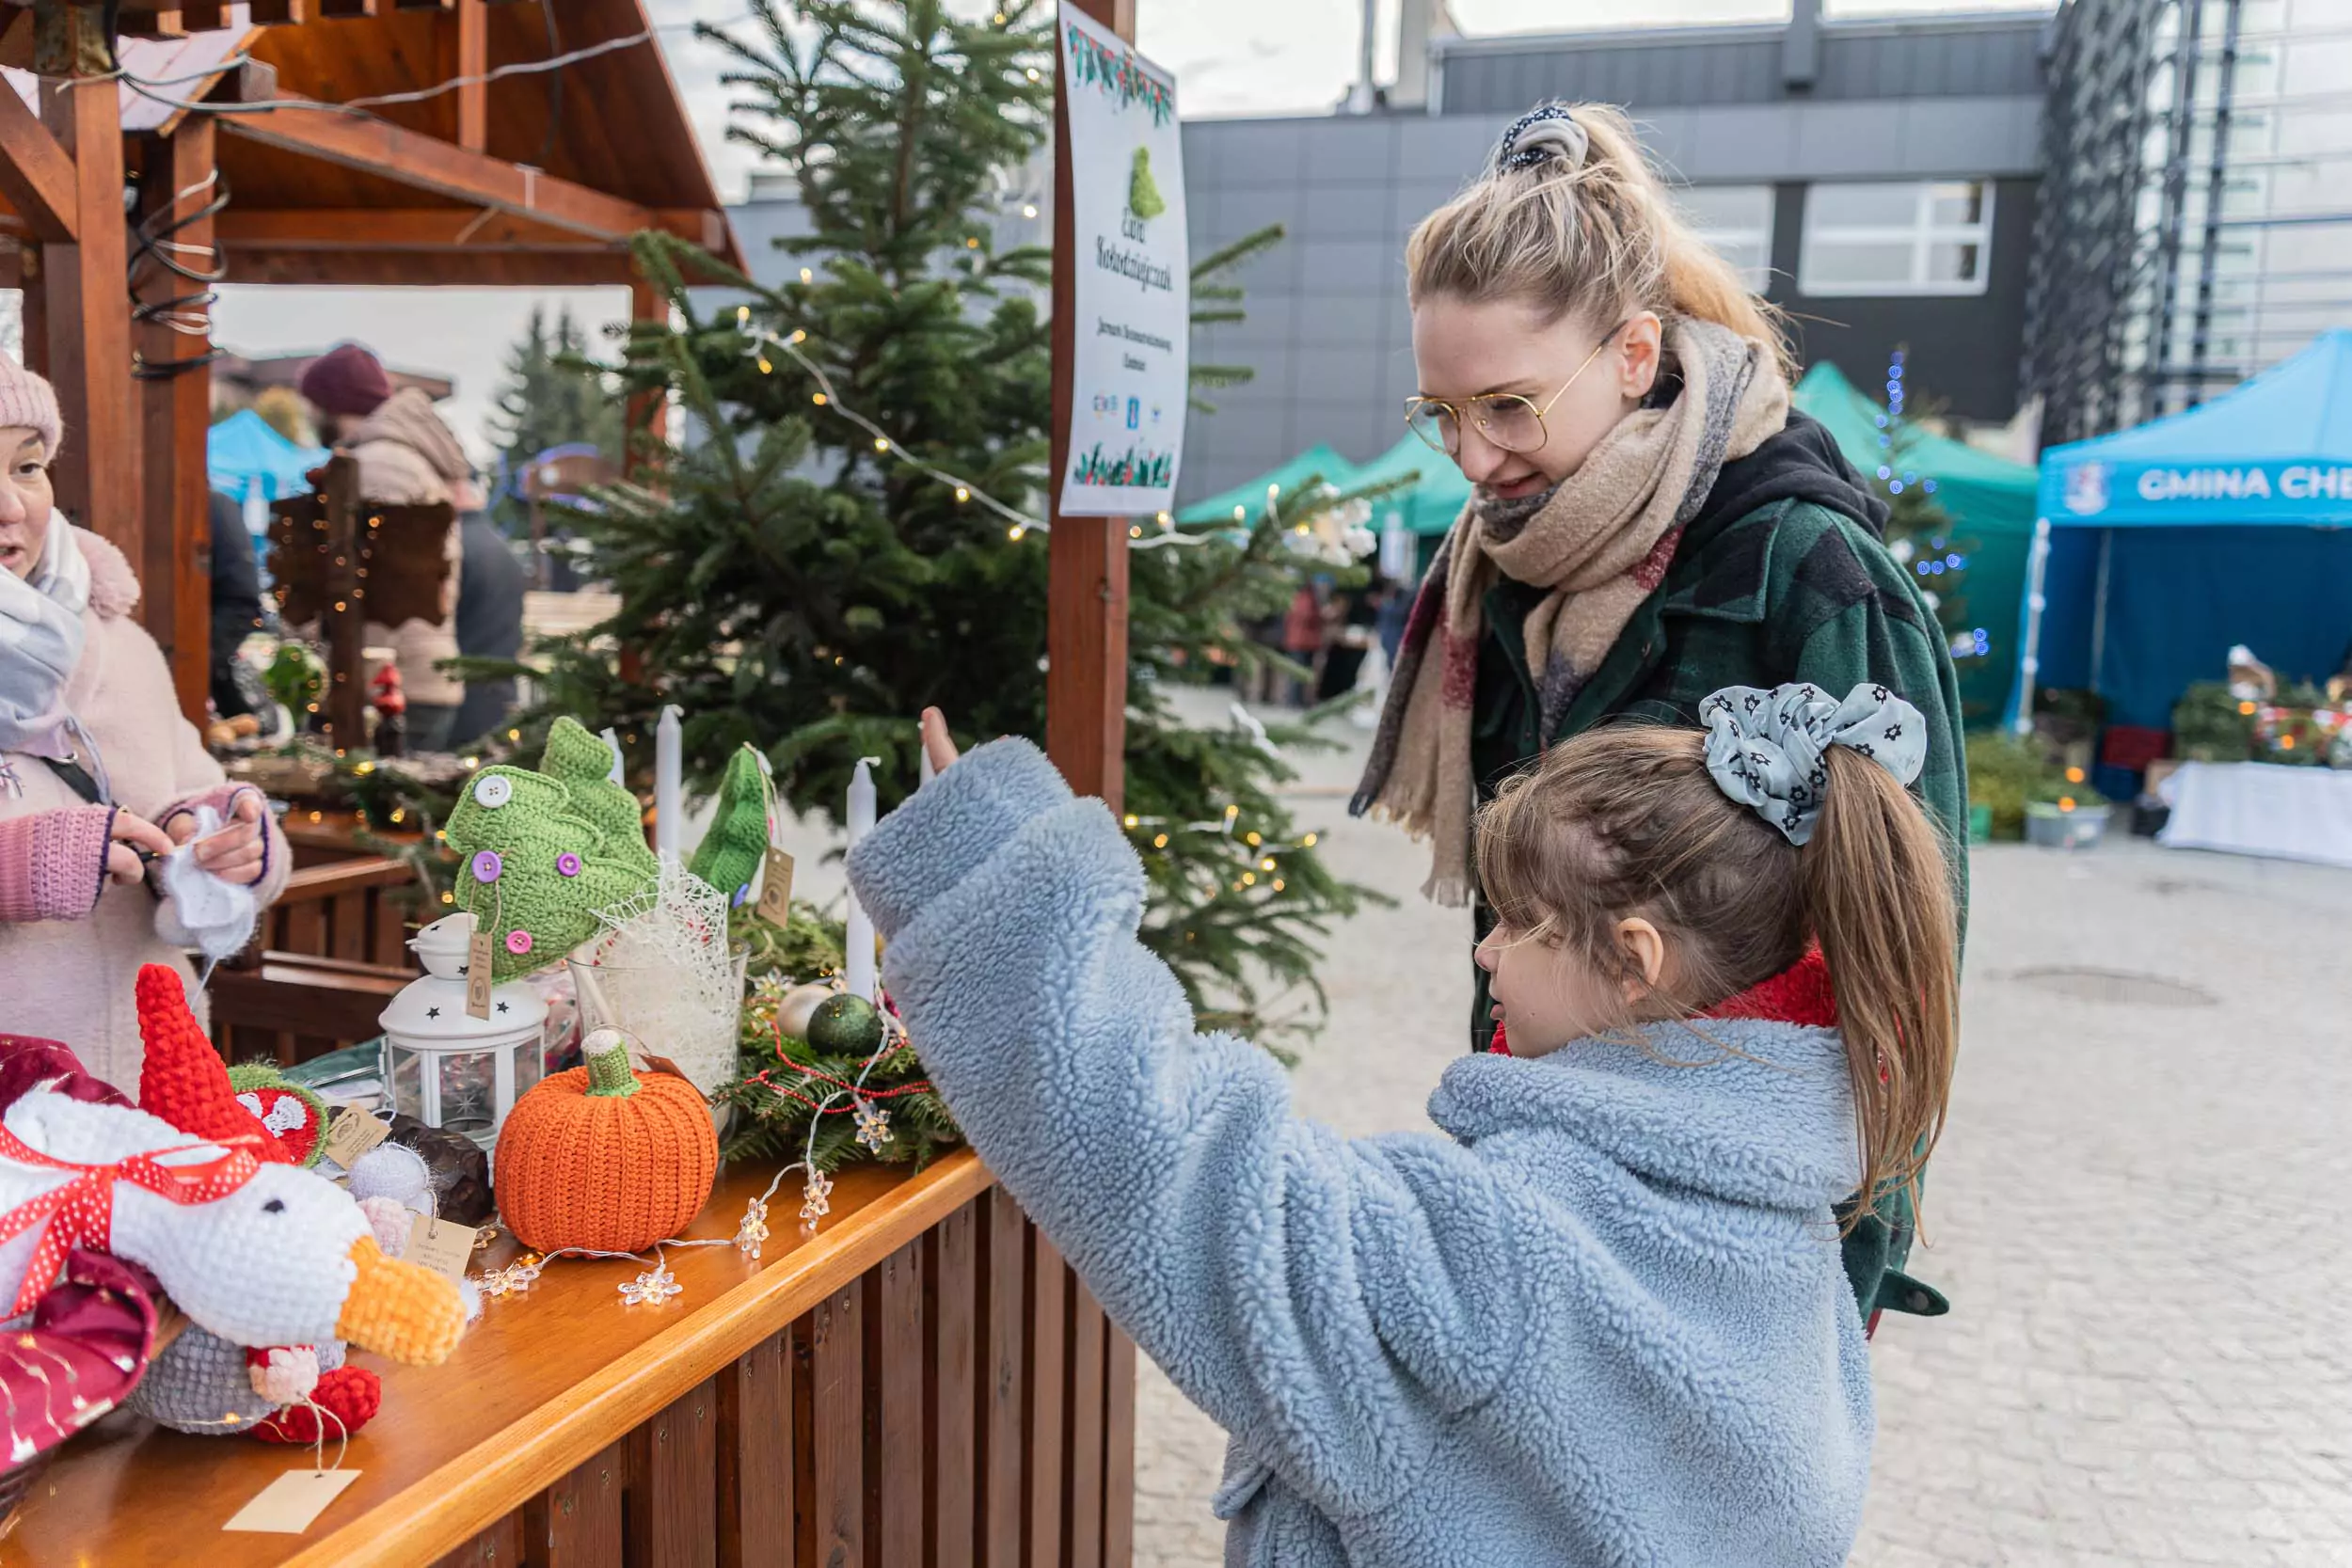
[929,1202,978,1568]
[866,1239,925,1566]
[802,1285,864,1568]
[1064,1279,1105,1568]
[633,1380,718,1568]
[534,1440,627,1567]
[981,1191,1025,1568]
[1103,1333,1136,1568]
[716,1330,791,1568]
[1025,1231,1069,1568]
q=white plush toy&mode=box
[0,1089,465,1366]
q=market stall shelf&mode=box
[8,1150,1130,1567]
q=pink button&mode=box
[505,929,533,957]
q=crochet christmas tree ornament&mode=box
[253,1364,382,1445]
[494,1028,718,1255]
[135,965,293,1164]
[443,720,660,985]
[227,1063,331,1168]
[687,744,773,908]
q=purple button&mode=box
[471,851,502,883]
[556,852,582,878]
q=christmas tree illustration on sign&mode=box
[1127,147,1165,221]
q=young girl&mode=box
[1354,99,1966,1325]
[850,694,1958,1567]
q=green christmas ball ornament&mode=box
[804,994,884,1058]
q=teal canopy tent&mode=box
[207,408,327,503]
[1177,444,1359,525]
[1352,432,1472,539]
[1793,362,2039,726]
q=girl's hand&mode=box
[172,792,268,885]
[921,707,960,776]
[105,810,174,887]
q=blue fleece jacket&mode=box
[848,739,1873,1568]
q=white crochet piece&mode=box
[0,1091,369,1350]
[584,859,744,1101]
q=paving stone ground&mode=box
[1129,699,2352,1568]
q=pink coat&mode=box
[0,528,291,1090]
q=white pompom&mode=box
[347,1141,435,1214]
[248,1345,321,1406]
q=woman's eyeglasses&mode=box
[1404,321,1629,458]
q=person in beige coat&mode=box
[297,343,472,751]
[0,356,292,1090]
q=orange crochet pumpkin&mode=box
[493,1031,718,1254]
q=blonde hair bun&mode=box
[1497,105,1590,176]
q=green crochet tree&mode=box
[688,744,772,908]
[443,721,659,983]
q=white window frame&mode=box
[1676,185,1777,294]
[1799,181,1996,298]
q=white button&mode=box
[474,773,513,809]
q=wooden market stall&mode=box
[0,2,1152,1563]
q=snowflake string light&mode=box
[619,1263,684,1307]
[799,1169,834,1227]
[475,1256,544,1299]
[749,973,793,1013]
[852,1099,892,1154]
[735,1196,771,1261]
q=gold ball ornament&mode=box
[773,982,839,1040]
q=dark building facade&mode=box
[1177,4,2050,505]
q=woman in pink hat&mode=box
[0,354,291,1088]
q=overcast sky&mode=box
[210,0,2044,461]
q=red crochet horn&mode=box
[134,965,292,1164]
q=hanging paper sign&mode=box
[1057,4,1188,516]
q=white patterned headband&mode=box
[1700,683,1929,846]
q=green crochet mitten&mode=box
[538,718,656,878]
[688,745,772,909]
[444,759,660,983]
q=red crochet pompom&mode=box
[134,965,291,1163]
[251,1365,381,1444]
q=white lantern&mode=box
[377,912,548,1151]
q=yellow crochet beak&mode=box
[335,1234,467,1365]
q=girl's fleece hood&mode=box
[1429,1021,1865,1212]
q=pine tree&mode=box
[486,306,626,536]
[512,0,1369,1052]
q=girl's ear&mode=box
[1617,312,1663,401]
[1613,915,1665,1002]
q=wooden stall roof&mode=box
[0,0,740,288]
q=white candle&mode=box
[599,727,626,786]
[654,705,683,861]
[845,756,879,1001]
[919,721,937,789]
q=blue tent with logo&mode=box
[2014,328,2352,736]
[207,409,326,503]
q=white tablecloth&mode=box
[2158,762,2352,869]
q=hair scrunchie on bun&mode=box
[1496,103,1590,175]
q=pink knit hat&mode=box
[297,342,393,419]
[0,354,62,455]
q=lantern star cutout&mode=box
[619,1263,684,1307]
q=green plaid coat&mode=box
[1467,491,1967,1325]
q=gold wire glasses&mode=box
[1404,321,1630,458]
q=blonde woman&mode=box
[1353,103,1965,1330]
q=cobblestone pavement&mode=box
[1133,702,2352,1568]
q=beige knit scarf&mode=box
[1351,319,1790,904]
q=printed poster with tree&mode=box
[1057,3,1189,515]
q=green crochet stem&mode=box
[583,1038,642,1099]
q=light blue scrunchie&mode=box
[1700,682,1929,846]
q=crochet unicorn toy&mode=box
[0,977,466,1370]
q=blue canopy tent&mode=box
[207,409,326,503]
[2015,331,2352,768]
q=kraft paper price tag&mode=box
[223,1466,362,1534]
[405,1215,480,1284]
[319,1108,390,1170]
[466,927,496,1020]
[755,847,797,927]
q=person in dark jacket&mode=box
[207,490,264,721]
[448,495,528,748]
[1354,102,1964,1331]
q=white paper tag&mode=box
[223,1467,362,1533]
[405,1215,480,1284]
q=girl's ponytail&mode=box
[1802,747,1961,1225]
[1406,102,1792,372]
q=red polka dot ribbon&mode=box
[0,1125,264,1315]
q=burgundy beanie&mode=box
[0,353,63,454]
[297,342,393,419]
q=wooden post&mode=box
[628,276,671,465]
[320,454,367,750]
[40,65,143,565]
[1045,0,1138,815]
[454,0,487,152]
[136,118,219,724]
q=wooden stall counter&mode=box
[3,1150,1135,1568]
